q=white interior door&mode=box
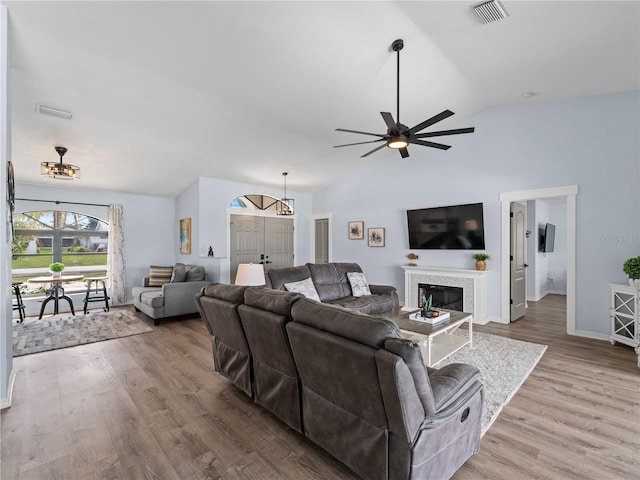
[264,217,294,270]
[230,214,294,282]
[510,202,527,321]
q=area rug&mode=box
[435,332,547,435]
[13,310,153,357]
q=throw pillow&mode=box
[185,265,206,282]
[284,277,321,302]
[148,265,173,287]
[347,272,371,297]
[171,263,187,283]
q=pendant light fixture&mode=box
[277,172,294,216]
[41,146,81,180]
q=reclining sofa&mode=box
[195,283,484,480]
[265,262,399,318]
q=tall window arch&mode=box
[12,210,108,291]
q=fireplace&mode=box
[401,265,490,324]
[418,283,463,311]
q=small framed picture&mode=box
[348,221,364,240]
[368,227,385,247]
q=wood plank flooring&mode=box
[2,294,638,479]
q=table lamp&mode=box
[235,263,266,286]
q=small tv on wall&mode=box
[407,202,486,250]
[542,223,556,253]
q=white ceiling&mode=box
[6,1,639,197]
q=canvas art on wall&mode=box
[180,218,191,254]
[368,227,385,247]
[348,221,364,239]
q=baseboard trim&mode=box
[1,369,16,410]
[574,330,610,342]
[527,290,567,303]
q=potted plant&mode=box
[49,261,65,278]
[473,253,490,271]
[623,256,640,286]
[420,294,433,318]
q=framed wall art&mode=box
[348,221,364,239]
[179,217,192,254]
[368,227,385,247]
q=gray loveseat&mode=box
[265,262,399,318]
[132,263,209,325]
[195,284,484,480]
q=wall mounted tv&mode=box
[407,202,486,250]
[541,223,556,253]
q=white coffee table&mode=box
[393,310,473,367]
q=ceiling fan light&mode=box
[387,136,409,149]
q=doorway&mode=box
[314,215,330,263]
[229,214,294,282]
[500,185,577,334]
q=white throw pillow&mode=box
[284,277,321,302]
[347,272,372,297]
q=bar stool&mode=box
[12,282,26,323]
[83,277,110,314]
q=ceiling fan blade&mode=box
[409,139,451,150]
[399,147,409,158]
[415,127,475,138]
[334,139,385,148]
[361,144,387,158]
[336,128,385,138]
[408,110,455,134]
[380,112,397,131]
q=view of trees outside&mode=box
[12,210,109,295]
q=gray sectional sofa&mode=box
[195,283,484,480]
[265,262,399,318]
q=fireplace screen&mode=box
[418,284,463,311]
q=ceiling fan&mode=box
[334,39,475,159]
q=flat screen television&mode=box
[542,223,556,253]
[407,202,486,250]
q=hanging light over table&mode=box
[41,146,81,180]
[277,172,294,215]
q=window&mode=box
[12,210,108,295]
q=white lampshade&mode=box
[235,263,265,286]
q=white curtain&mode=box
[107,204,127,305]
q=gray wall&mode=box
[313,92,640,336]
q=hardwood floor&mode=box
[2,295,638,479]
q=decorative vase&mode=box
[475,260,486,271]
[51,271,62,279]
[629,277,640,287]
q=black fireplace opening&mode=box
[418,283,463,311]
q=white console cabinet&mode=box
[609,283,640,367]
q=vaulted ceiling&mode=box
[6,1,639,197]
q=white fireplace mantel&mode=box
[401,266,489,324]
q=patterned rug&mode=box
[437,332,547,435]
[13,310,153,357]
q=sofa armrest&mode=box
[369,284,396,296]
[428,363,481,411]
[369,284,399,316]
[162,280,211,316]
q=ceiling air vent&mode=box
[473,0,509,24]
[36,104,73,120]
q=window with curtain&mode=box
[11,210,108,294]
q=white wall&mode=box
[313,92,640,336]
[548,203,567,293]
[195,176,313,283]
[534,200,550,300]
[1,4,13,408]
